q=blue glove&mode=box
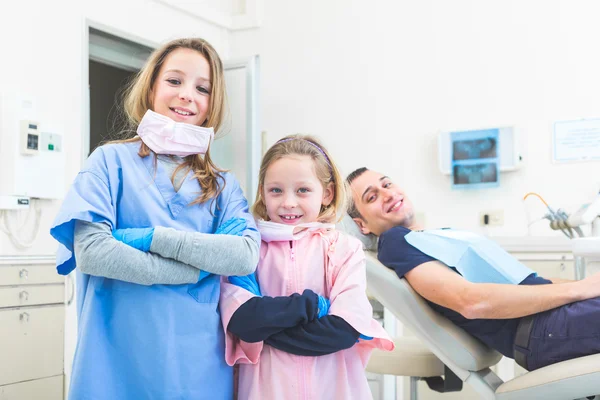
[215,217,247,235]
[112,227,155,252]
[317,295,330,318]
[229,273,261,296]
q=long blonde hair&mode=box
[112,37,227,205]
[252,134,346,223]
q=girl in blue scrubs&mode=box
[51,38,260,399]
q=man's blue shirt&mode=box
[378,226,552,357]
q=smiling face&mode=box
[349,169,417,236]
[262,155,333,225]
[151,48,211,126]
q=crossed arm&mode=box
[74,220,259,285]
[405,260,599,319]
[227,291,360,356]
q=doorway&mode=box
[88,28,153,155]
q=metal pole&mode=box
[574,256,587,280]
[409,377,419,400]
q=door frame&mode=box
[224,55,261,198]
[81,20,156,163]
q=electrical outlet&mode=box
[480,210,504,226]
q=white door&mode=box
[211,56,261,198]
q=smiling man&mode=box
[346,167,600,371]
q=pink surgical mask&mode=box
[257,220,335,242]
[137,109,214,157]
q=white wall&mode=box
[230,0,600,237]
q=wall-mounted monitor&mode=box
[438,126,521,176]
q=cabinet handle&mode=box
[19,312,30,323]
[19,291,29,301]
[19,268,29,279]
[560,263,566,271]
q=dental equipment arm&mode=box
[542,193,600,238]
[568,193,600,236]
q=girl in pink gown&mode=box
[220,134,394,399]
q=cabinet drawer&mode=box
[519,259,574,281]
[0,265,63,286]
[0,375,63,400]
[0,306,64,385]
[0,285,64,308]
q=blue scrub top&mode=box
[51,142,259,399]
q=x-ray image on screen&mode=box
[451,128,500,189]
[453,163,498,185]
[452,137,497,161]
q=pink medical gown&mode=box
[220,229,394,399]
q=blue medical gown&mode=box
[50,142,259,399]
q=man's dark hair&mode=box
[345,167,369,219]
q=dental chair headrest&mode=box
[336,214,378,251]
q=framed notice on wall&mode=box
[553,119,600,163]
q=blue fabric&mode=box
[405,228,536,284]
[229,273,261,296]
[378,226,552,357]
[317,295,330,318]
[358,334,373,341]
[198,270,211,281]
[228,289,320,342]
[50,142,260,399]
[526,297,600,371]
[265,315,360,356]
[112,227,155,252]
[228,288,360,356]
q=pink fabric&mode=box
[219,229,394,400]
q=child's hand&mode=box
[317,295,330,318]
[229,273,261,296]
[112,227,155,252]
[215,217,247,236]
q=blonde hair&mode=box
[112,37,227,205]
[252,134,346,223]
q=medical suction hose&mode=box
[523,192,574,238]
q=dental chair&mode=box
[367,335,446,400]
[337,216,600,400]
[364,250,600,400]
[339,217,448,400]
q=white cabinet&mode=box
[0,376,63,400]
[0,257,65,399]
[511,253,574,281]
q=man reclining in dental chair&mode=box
[346,167,600,372]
